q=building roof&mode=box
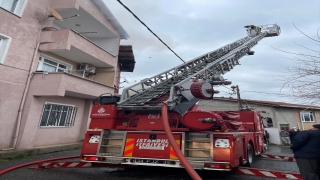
[213,97,320,110]
[91,0,130,40]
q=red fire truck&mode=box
[80,24,280,172]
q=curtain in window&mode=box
[0,0,18,12]
[42,63,57,72]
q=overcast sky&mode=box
[104,0,320,105]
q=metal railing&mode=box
[65,70,95,80]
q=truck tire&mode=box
[244,144,254,167]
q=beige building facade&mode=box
[198,98,320,132]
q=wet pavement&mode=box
[0,145,298,180]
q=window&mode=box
[39,103,77,127]
[280,124,290,132]
[0,0,18,12]
[300,112,315,122]
[0,34,12,64]
[37,56,71,73]
[0,0,28,16]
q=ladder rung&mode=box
[185,148,211,151]
[186,157,211,161]
[186,139,210,143]
[100,145,122,147]
[103,138,123,140]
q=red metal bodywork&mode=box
[81,104,266,170]
[126,132,181,159]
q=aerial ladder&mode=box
[80,24,284,180]
[118,24,280,114]
[22,24,302,180]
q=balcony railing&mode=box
[37,70,95,80]
[65,69,95,80]
[29,72,115,99]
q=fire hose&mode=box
[161,104,202,180]
[0,156,78,175]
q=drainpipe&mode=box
[1,28,42,150]
[299,108,309,131]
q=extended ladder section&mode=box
[118,24,280,113]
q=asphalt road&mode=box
[0,145,299,180]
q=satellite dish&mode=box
[48,7,63,21]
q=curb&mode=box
[0,142,82,159]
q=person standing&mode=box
[280,129,290,145]
[290,124,320,180]
[265,130,270,144]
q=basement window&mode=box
[39,103,77,127]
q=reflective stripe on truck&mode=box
[170,140,180,160]
[123,138,134,157]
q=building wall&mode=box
[0,0,52,149]
[198,99,320,131]
[296,110,320,130]
[93,67,116,86]
[89,37,120,57]
[198,99,276,126]
[273,108,296,130]
[31,96,87,147]
[0,83,24,148]
[197,99,238,111]
[265,127,281,145]
[0,0,124,149]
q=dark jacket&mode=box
[289,131,296,140]
[290,129,320,159]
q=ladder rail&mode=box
[119,36,253,107]
[118,24,280,110]
[166,32,267,106]
[174,32,267,89]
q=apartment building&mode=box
[0,0,135,149]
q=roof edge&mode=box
[91,0,130,40]
[213,97,320,110]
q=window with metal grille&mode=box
[39,103,77,127]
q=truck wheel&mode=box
[244,144,254,167]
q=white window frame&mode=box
[39,102,77,128]
[0,0,28,17]
[37,55,72,73]
[0,33,12,64]
[300,111,316,122]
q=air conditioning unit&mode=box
[78,64,96,74]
